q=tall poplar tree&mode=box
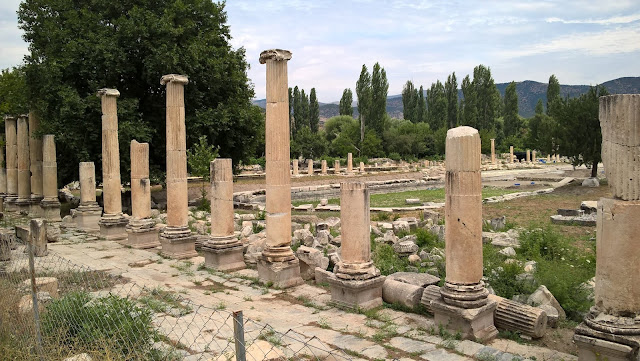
[444,72,458,129]
[460,75,477,128]
[402,80,416,121]
[547,74,561,118]
[355,65,371,142]
[416,85,426,123]
[370,62,388,135]
[339,88,353,116]
[309,88,319,133]
[292,86,301,136]
[503,81,520,138]
[426,81,446,130]
[300,89,310,129]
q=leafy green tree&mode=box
[300,89,310,131]
[292,86,301,135]
[18,0,261,184]
[460,75,477,128]
[361,130,384,157]
[556,85,608,177]
[444,72,458,128]
[339,88,353,116]
[355,65,371,142]
[416,85,426,123]
[370,63,389,136]
[324,115,358,142]
[473,65,499,131]
[309,88,319,133]
[426,81,446,130]
[535,99,544,115]
[547,74,561,117]
[187,135,219,210]
[402,80,417,121]
[291,126,327,159]
[503,81,521,138]
[0,67,29,115]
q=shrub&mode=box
[388,152,402,161]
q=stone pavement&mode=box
[27,229,578,361]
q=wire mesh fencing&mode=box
[0,231,356,361]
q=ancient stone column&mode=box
[547,155,550,162]
[202,158,245,271]
[73,162,102,233]
[574,95,640,361]
[321,160,327,175]
[0,143,6,212]
[159,74,196,259]
[334,159,341,174]
[96,89,128,241]
[431,126,497,341]
[30,218,48,257]
[347,153,353,174]
[125,140,160,249]
[526,149,531,163]
[257,49,302,288]
[490,139,496,164]
[509,146,514,163]
[4,116,18,211]
[360,162,365,173]
[307,159,313,176]
[328,182,384,309]
[532,150,537,164]
[40,135,61,221]
[15,115,32,214]
[28,111,44,217]
[292,159,298,176]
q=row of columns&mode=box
[291,156,365,176]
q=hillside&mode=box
[252,77,640,120]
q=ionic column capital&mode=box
[96,88,120,98]
[160,74,189,86]
[259,49,292,64]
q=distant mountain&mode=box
[252,77,640,120]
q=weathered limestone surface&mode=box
[74,162,102,233]
[526,149,531,163]
[30,218,48,257]
[360,162,365,173]
[432,126,497,342]
[490,139,496,164]
[532,150,537,163]
[159,74,196,259]
[202,158,245,271]
[5,116,18,211]
[321,160,327,175]
[347,153,353,173]
[0,144,6,212]
[334,160,341,174]
[328,182,384,310]
[509,146,514,163]
[97,89,128,241]
[292,160,298,176]
[126,140,159,249]
[40,135,61,221]
[16,115,31,214]
[574,94,640,361]
[307,159,313,176]
[29,111,44,216]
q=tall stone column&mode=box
[328,182,384,309]
[159,74,196,259]
[321,160,327,175]
[257,49,302,288]
[16,115,32,214]
[532,150,536,163]
[40,135,61,221]
[360,162,365,173]
[574,95,640,361]
[0,142,6,212]
[490,139,496,164]
[292,160,298,176]
[431,126,497,342]
[347,153,353,173]
[4,116,18,211]
[73,162,102,233]
[202,158,245,271]
[97,89,128,241]
[125,140,160,249]
[526,149,531,163]
[509,146,514,163]
[334,159,341,174]
[28,111,44,216]
[307,159,313,176]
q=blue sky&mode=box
[2,1,639,102]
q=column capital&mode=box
[97,88,120,98]
[4,115,16,121]
[259,49,292,64]
[160,74,189,85]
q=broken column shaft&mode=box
[4,116,18,211]
[40,135,61,221]
[125,140,159,249]
[16,115,31,214]
[74,162,102,233]
[29,111,44,216]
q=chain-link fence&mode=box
[0,233,356,361]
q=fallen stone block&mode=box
[296,246,329,280]
[527,285,566,323]
[383,278,423,309]
[22,277,59,298]
[488,294,548,338]
[387,272,440,287]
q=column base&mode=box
[257,257,304,288]
[99,213,128,241]
[125,219,160,249]
[29,196,44,218]
[574,323,640,361]
[15,197,31,215]
[40,198,61,222]
[0,195,4,213]
[73,204,102,234]
[159,226,197,259]
[327,274,385,311]
[4,195,17,212]
[431,296,498,342]
[202,236,246,272]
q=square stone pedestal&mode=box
[29,197,44,217]
[73,205,102,234]
[574,324,640,361]
[15,199,31,215]
[159,227,197,259]
[126,227,160,249]
[257,258,304,288]
[99,218,129,242]
[431,298,498,342]
[202,244,246,272]
[4,197,17,212]
[327,275,385,311]
[41,200,62,222]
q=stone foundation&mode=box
[29,196,44,217]
[431,297,498,342]
[257,258,303,289]
[159,226,197,259]
[327,274,385,310]
[73,204,102,233]
[202,243,245,272]
[125,219,160,249]
[40,199,61,222]
[99,215,128,241]
[15,199,31,215]
[574,323,640,361]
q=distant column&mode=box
[307,159,313,176]
[292,159,298,176]
[490,138,496,164]
[257,49,303,288]
[431,126,497,341]
[125,140,160,249]
[28,111,44,216]
[40,135,61,221]
[334,159,341,174]
[4,116,18,211]
[0,142,5,212]
[159,74,197,259]
[526,149,531,163]
[202,158,245,271]
[15,115,31,214]
[509,146,514,163]
[532,150,536,163]
[347,153,353,174]
[321,160,327,175]
[360,162,365,173]
[73,162,102,233]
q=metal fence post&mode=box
[27,240,45,360]
[233,310,246,361]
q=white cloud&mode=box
[546,13,640,25]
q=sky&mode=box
[1,1,639,102]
